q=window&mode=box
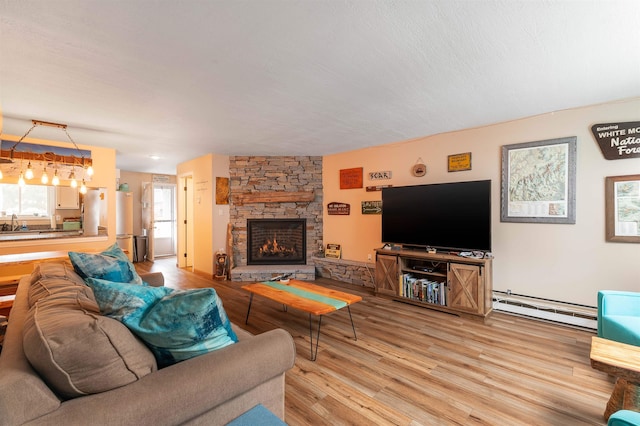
[0,184,52,217]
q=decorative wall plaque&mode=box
[325,243,342,259]
[366,184,392,192]
[448,152,472,172]
[327,202,350,215]
[591,121,640,160]
[368,171,392,180]
[339,167,363,189]
[361,201,382,214]
[411,158,427,177]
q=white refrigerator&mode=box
[116,191,134,261]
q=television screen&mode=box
[381,180,491,252]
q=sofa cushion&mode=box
[86,278,238,367]
[68,243,143,284]
[28,262,91,306]
[23,280,157,400]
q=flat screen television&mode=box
[381,180,491,252]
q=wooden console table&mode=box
[590,336,640,420]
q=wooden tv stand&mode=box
[374,248,493,319]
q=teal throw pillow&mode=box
[85,278,238,367]
[69,244,143,285]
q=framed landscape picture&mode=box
[605,174,640,243]
[501,136,577,224]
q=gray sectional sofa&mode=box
[0,262,296,425]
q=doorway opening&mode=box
[142,182,177,260]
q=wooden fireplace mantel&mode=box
[233,191,315,205]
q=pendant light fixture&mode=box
[0,120,93,186]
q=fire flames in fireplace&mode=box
[247,219,306,265]
[258,235,298,258]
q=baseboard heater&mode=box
[493,291,597,330]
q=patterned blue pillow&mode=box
[85,278,238,367]
[69,244,143,284]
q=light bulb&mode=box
[86,165,94,176]
[25,162,34,180]
[18,172,26,186]
[0,169,3,180]
[41,168,49,184]
[69,170,77,188]
[52,169,60,186]
[80,180,87,194]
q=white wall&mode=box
[323,98,640,307]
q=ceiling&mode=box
[1,1,639,175]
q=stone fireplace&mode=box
[229,156,322,281]
[247,219,306,265]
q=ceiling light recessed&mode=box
[149,155,161,160]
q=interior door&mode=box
[152,183,177,258]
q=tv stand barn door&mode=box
[374,254,399,296]
[448,263,482,314]
[374,249,493,319]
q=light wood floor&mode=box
[137,258,612,425]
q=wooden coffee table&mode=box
[242,280,362,361]
[590,336,640,420]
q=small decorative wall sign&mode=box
[448,152,472,172]
[325,243,342,259]
[361,201,382,214]
[339,167,363,189]
[327,202,350,215]
[366,184,392,192]
[591,121,640,160]
[411,158,427,177]
[368,170,392,180]
[152,174,171,183]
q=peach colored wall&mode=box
[177,153,229,276]
[0,134,117,258]
[323,98,640,306]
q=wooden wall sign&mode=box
[361,201,382,214]
[327,202,350,215]
[591,121,640,160]
[325,243,341,259]
[368,171,392,180]
[366,184,392,192]
[340,167,363,189]
[448,152,472,172]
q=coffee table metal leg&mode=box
[245,293,254,324]
[347,306,357,341]
[309,314,322,361]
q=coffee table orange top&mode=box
[241,279,362,316]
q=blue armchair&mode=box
[598,291,640,346]
[608,410,640,426]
